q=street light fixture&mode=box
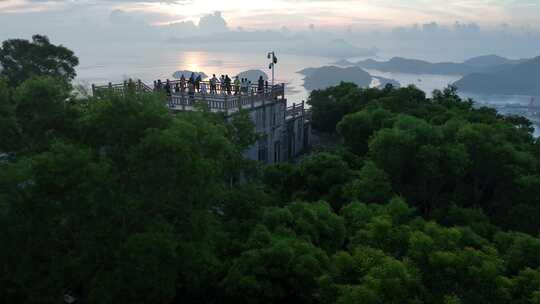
[267,51,278,86]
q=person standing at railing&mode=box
[189,72,195,90]
[195,74,202,92]
[156,79,162,91]
[248,80,252,95]
[180,75,186,93]
[127,79,135,91]
[165,79,172,97]
[239,78,244,94]
[265,80,269,93]
[201,81,208,94]
[220,75,225,95]
[234,76,240,95]
[210,74,218,94]
[225,75,232,95]
[257,76,264,94]
[174,82,180,93]
[242,78,249,95]
[188,80,195,104]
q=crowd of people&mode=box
[153,72,269,98]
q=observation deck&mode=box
[92,79,287,115]
[92,78,309,120]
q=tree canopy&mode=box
[1,37,540,304]
[0,35,79,86]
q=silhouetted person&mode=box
[257,76,264,93]
[241,78,247,94]
[225,75,232,95]
[201,81,208,94]
[180,75,186,93]
[195,74,202,92]
[165,79,171,97]
[174,82,180,93]
[210,74,218,94]
[189,72,195,87]
[234,76,240,95]
[220,75,225,94]
[188,81,195,104]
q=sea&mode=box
[74,45,539,135]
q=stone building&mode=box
[92,78,311,164]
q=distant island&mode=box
[298,66,400,91]
[354,55,527,75]
[454,56,540,96]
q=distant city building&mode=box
[92,78,311,164]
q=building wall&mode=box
[239,99,309,164]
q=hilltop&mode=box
[454,56,540,96]
[298,66,399,90]
[355,55,527,75]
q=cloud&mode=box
[198,11,228,33]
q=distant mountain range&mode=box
[341,55,528,76]
[454,56,540,96]
[298,66,399,91]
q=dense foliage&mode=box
[1,36,540,304]
[0,35,79,87]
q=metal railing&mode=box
[92,79,152,97]
[92,79,286,113]
[168,84,284,112]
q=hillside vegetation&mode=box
[2,36,540,304]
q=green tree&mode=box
[11,76,76,152]
[343,161,393,204]
[298,152,352,208]
[0,35,79,86]
[0,77,20,152]
[337,107,394,155]
[89,232,179,304]
[262,201,346,252]
[222,230,329,304]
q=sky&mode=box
[1,0,539,30]
[1,0,540,60]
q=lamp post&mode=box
[267,51,278,86]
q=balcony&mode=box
[92,79,286,115]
